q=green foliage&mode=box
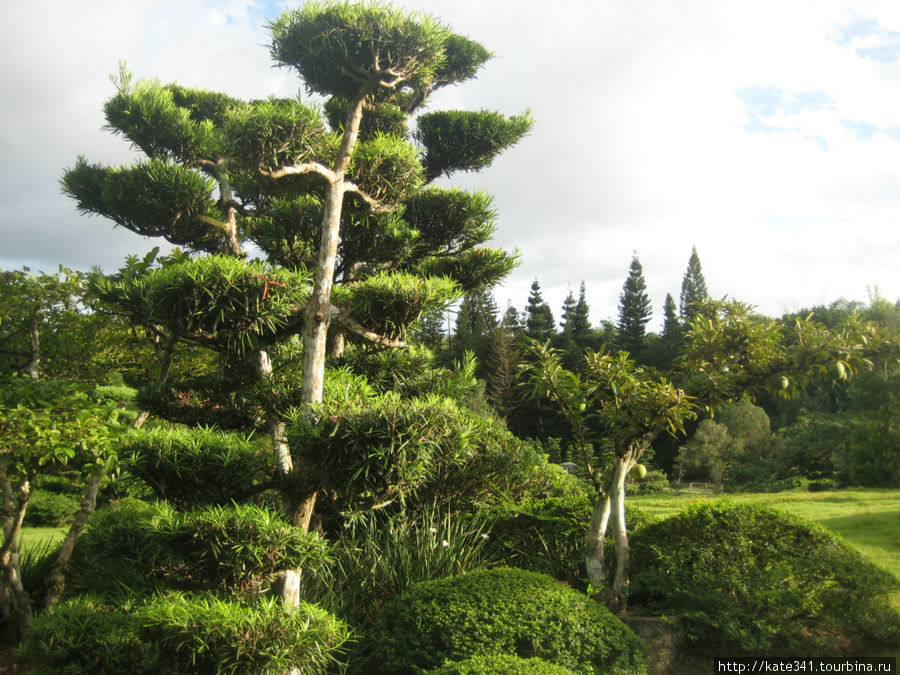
[350,133,424,203]
[21,596,155,674]
[417,109,534,181]
[23,490,80,527]
[22,592,352,674]
[629,501,900,654]
[224,96,334,174]
[95,255,311,354]
[428,653,578,674]
[337,271,459,340]
[478,494,592,589]
[304,509,496,630]
[69,499,329,599]
[367,567,646,674]
[270,2,451,102]
[119,426,273,508]
[616,255,652,356]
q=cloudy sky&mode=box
[3,0,899,329]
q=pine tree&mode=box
[680,246,709,324]
[525,279,555,340]
[486,304,523,418]
[660,292,684,366]
[570,281,592,342]
[616,254,652,355]
[451,288,498,372]
[560,287,576,335]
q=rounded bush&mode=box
[23,490,80,527]
[69,499,329,598]
[22,593,352,674]
[368,567,646,674]
[428,653,578,674]
[629,501,900,654]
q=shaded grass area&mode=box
[633,488,900,609]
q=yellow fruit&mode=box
[633,464,648,479]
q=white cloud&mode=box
[1,0,897,329]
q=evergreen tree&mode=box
[486,304,523,419]
[680,246,709,324]
[616,254,652,356]
[571,281,592,342]
[525,279,555,340]
[560,287,576,335]
[660,292,684,366]
[450,288,498,372]
[62,1,530,533]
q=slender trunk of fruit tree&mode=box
[609,451,637,611]
[585,491,611,592]
[25,317,40,380]
[44,473,102,608]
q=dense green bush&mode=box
[629,501,900,654]
[120,426,273,508]
[367,567,646,674]
[289,391,572,520]
[69,498,328,598]
[22,593,352,674]
[23,489,80,527]
[428,653,578,674]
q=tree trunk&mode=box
[25,317,40,380]
[300,94,367,406]
[609,453,636,610]
[0,472,34,639]
[43,473,102,609]
[585,491,611,591]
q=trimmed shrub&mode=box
[428,653,578,674]
[367,567,646,674]
[20,596,156,674]
[142,592,352,674]
[22,593,352,674]
[23,490,80,527]
[119,426,273,508]
[629,501,900,654]
[69,499,329,599]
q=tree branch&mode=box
[330,307,407,349]
[260,162,335,182]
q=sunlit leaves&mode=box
[270,2,448,101]
[417,110,534,181]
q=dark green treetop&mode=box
[616,254,652,356]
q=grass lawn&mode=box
[633,488,900,609]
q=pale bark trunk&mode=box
[43,474,102,608]
[585,492,611,591]
[609,453,636,609]
[300,94,367,406]
[25,317,40,380]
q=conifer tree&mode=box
[62,1,531,533]
[570,281,592,342]
[525,279,555,340]
[660,292,684,366]
[560,287,577,335]
[680,246,709,323]
[616,254,652,355]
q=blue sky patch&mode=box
[840,119,879,141]
[736,86,834,135]
[830,13,900,63]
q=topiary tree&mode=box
[62,1,531,538]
